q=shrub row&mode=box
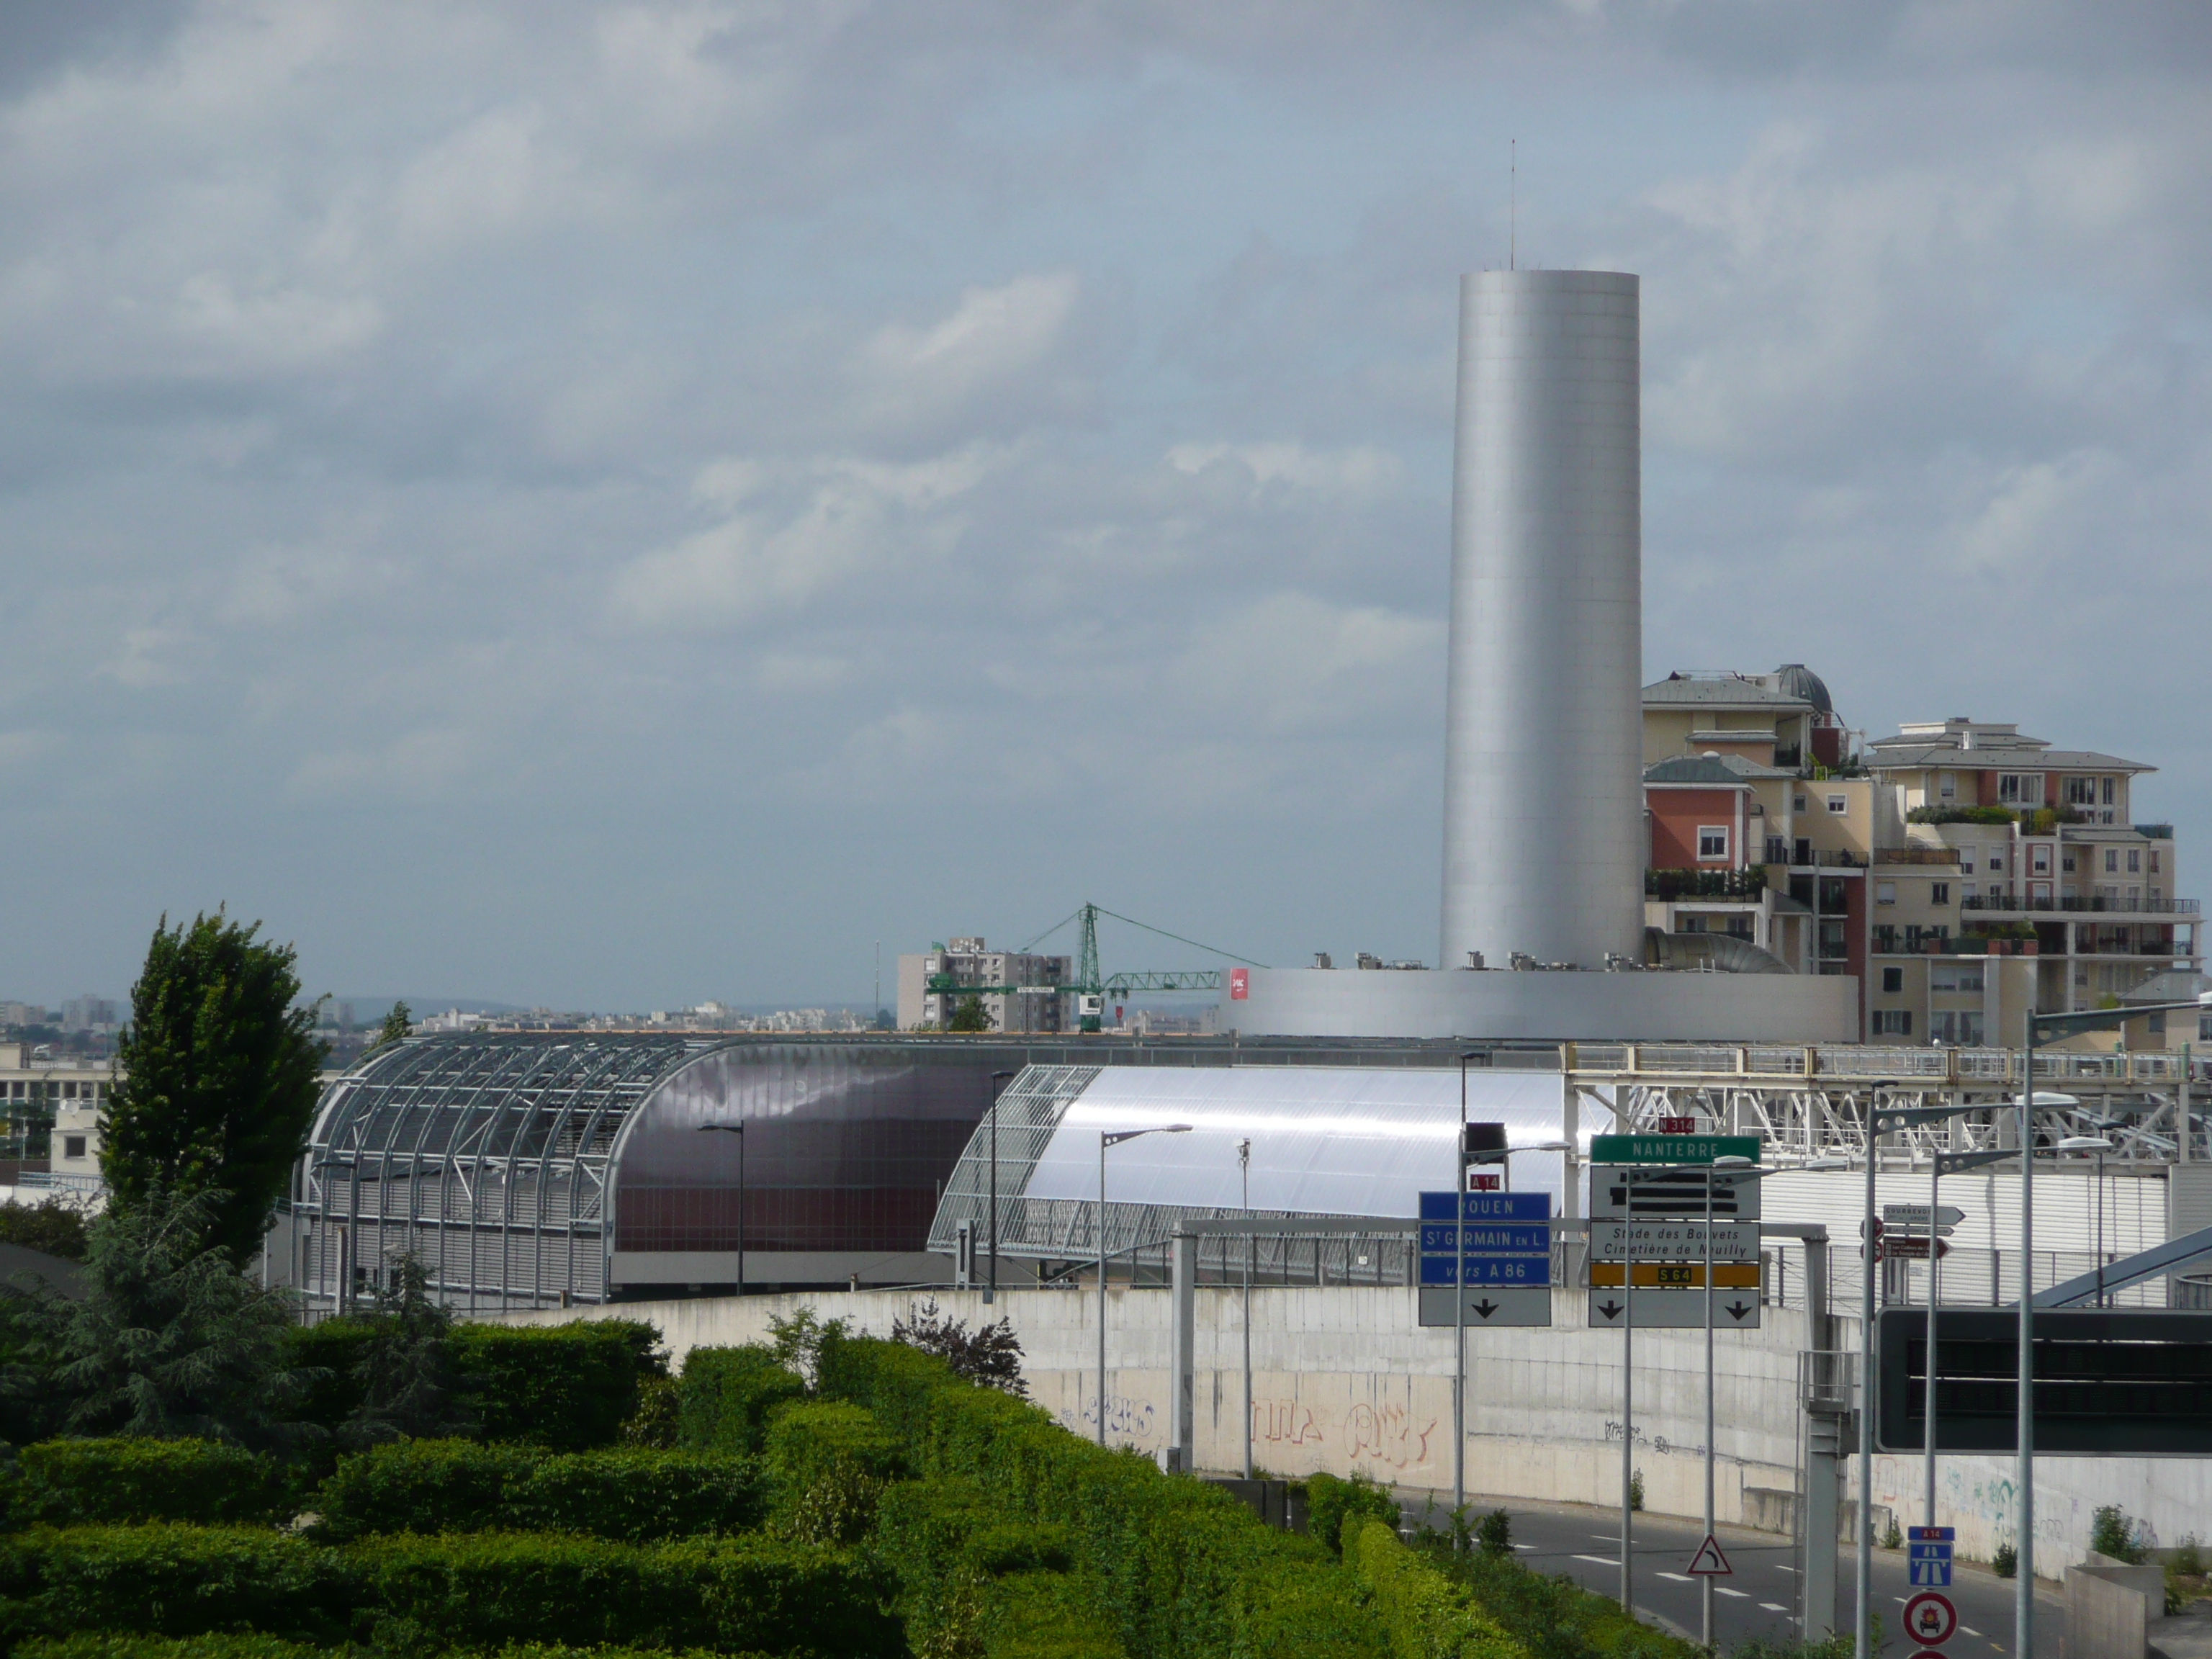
[284,1318,664,1449]
[1409,1527,1704,1659]
[313,1440,765,1542]
[874,1477,1115,1659]
[0,1523,896,1656]
[22,1635,781,1659]
[6,1441,289,1529]
[810,1336,1385,1659]
[1346,1519,1529,1659]
[673,1346,807,1457]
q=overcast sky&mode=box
[5,1,2211,1012]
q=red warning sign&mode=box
[1686,1534,1732,1576]
[1904,1592,1957,1646]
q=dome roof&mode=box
[1770,663,1833,716]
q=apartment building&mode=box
[896,938,1076,1033]
[0,1041,111,1195]
[1642,676,2198,1046]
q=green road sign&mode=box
[1589,1134,1761,1166]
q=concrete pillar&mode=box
[1802,1233,1842,1640]
[1169,1231,1197,1473]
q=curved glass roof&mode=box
[927,1065,1591,1274]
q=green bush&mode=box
[2093,1504,2148,1564]
[0,1524,359,1645]
[19,1637,322,1659]
[450,1322,665,1450]
[8,1440,288,1528]
[504,1449,765,1542]
[0,1523,896,1657]
[876,1478,1102,1658]
[313,1439,543,1541]
[315,1441,762,1543]
[763,1401,902,1545]
[814,1337,1383,1659]
[675,1346,807,1456]
[277,1316,387,1431]
[1406,1529,1703,1659]
[1305,1473,1399,1555]
[985,1570,1129,1658]
[351,1529,898,1655]
[1347,1519,1527,1659]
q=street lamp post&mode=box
[1097,1123,1192,1447]
[696,1122,746,1295]
[987,1071,1015,1305]
[1239,1136,1254,1481]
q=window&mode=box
[1696,825,1730,861]
[1932,963,1985,993]
[1987,852,2004,873]
[1881,967,1905,993]
[1876,881,1897,905]
[1930,882,1950,904]
[1873,925,1899,952]
[1998,773,2043,804]
[2200,1014,2212,1044]
[2063,851,2077,873]
[2128,849,2141,873]
[2067,776,2098,806]
[1959,853,1975,873]
[1872,1010,1913,1035]
[2031,883,2051,904]
[1938,771,1957,801]
[1930,1010,1985,1046]
[2107,850,2120,873]
[1793,793,1808,814]
[2032,846,2051,875]
[2103,777,2116,806]
[1959,883,1978,899]
[2151,850,2162,873]
[1827,794,1848,814]
[62,1136,85,1160]
[60,1082,76,1100]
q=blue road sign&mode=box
[1419,1191,1550,1222]
[1419,1223,1552,1254]
[1420,1254,1552,1286]
[1907,1527,1954,1588]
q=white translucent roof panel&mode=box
[1020,1066,1588,1220]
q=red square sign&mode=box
[1229,968,1249,1000]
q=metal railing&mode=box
[1961,894,2198,915]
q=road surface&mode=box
[1394,1489,2064,1658]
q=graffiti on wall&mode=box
[1346,1400,1437,1471]
[1080,1391,1157,1442]
[1250,1394,1440,1474]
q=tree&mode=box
[890,1297,1026,1396]
[364,1001,414,1057]
[104,911,328,1262]
[0,1197,90,1261]
[8,1184,315,1445]
[946,994,993,1033]
[343,1254,472,1446]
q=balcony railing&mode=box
[1960,894,2199,916]
[1875,847,1961,866]
[1647,868,1768,901]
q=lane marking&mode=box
[1655,1572,1692,1582]
[1573,1554,1621,1567]
[1716,1587,1750,1599]
[1961,1628,1982,1637]
[1761,1603,1790,1612]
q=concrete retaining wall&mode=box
[487,1285,2212,1570]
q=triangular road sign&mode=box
[1687,1534,1732,1576]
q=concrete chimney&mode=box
[1439,270,1645,971]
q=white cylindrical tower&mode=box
[1439,269,1645,971]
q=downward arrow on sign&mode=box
[1598,1300,1624,1320]
[1726,1301,1754,1321]
[1473,1299,1499,1319]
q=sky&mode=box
[4,1,2211,1012]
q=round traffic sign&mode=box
[1905,1592,1957,1646]
[1911,1650,1953,1659]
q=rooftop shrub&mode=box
[7,1439,288,1529]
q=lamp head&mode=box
[2056,1135,2113,1152]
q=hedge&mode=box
[6,1442,289,1529]
[449,1323,665,1449]
[1413,1530,1704,1659]
[282,1318,664,1449]
[1347,1519,1529,1659]
[313,1442,763,1543]
[311,1440,544,1540]
[675,1346,807,1457]
[0,1524,897,1657]
[811,1337,1384,1659]
[0,1525,359,1646]
[1305,1473,1400,1556]
[17,1635,782,1659]
[761,1401,903,1545]
[875,1478,1110,1659]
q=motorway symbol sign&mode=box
[1587,1290,1763,1329]
[1591,1168,1763,1223]
[1590,1134,1760,1165]
[1904,1592,1956,1647]
[1420,1253,1552,1286]
[1419,1285,1551,1328]
[1686,1534,1732,1576]
[1591,1220,1758,1262]
[1909,1526,1955,1588]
